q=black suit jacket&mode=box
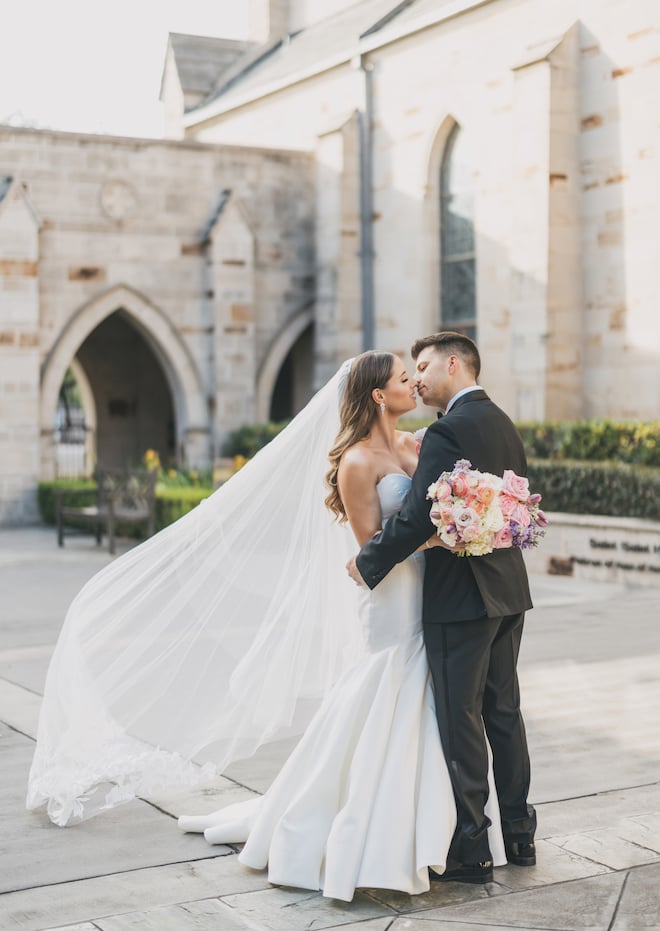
[356,390,533,623]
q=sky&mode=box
[0,0,249,138]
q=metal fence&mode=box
[54,406,95,479]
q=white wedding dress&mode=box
[179,473,506,901]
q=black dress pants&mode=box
[424,612,536,863]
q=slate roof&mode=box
[201,0,417,109]
[168,33,256,97]
[183,0,478,120]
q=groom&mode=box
[348,331,536,884]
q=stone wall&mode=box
[0,181,40,523]
[0,129,314,522]
[187,0,660,422]
[524,512,660,589]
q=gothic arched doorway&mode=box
[41,284,210,480]
[269,322,314,422]
[71,310,176,470]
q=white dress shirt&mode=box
[444,385,483,415]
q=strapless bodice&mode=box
[359,471,423,652]
[377,473,412,523]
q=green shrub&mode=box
[398,418,435,434]
[527,460,660,520]
[223,418,435,458]
[222,422,290,457]
[38,481,213,534]
[154,485,212,530]
[38,480,97,525]
[221,418,660,465]
[518,421,660,467]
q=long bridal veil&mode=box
[27,361,364,826]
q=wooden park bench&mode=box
[56,468,157,555]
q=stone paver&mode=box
[407,870,628,929]
[0,678,41,737]
[147,778,259,820]
[0,724,232,897]
[536,783,660,837]
[493,840,611,892]
[221,886,394,930]
[0,858,271,931]
[1,527,659,931]
[93,897,250,931]
[611,864,660,930]
[362,879,506,914]
[549,826,660,871]
[391,923,534,931]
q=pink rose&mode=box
[413,428,427,456]
[431,505,456,527]
[453,506,480,531]
[493,526,513,548]
[464,493,485,515]
[501,470,530,501]
[435,480,453,501]
[475,484,495,506]
[499,493,518,518]
[511,502,531,527]
[453,474,470,498]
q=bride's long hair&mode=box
[325,350,394,521]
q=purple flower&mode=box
[453,459,473,473]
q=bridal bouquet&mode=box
[426,458,547,556]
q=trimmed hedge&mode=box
[222,418,660,469]
[40,416,660,531]
[518,420,660,467]
[38,479,97,525]
[38,461,660,529]
[223,421,290,457]
[527,459,660,521]
[154,485,211,530]
[222,417,433,458]
[38,481,213,535]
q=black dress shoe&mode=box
[429,859,493,884]
[505,840,536,866]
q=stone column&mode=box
[546,24,582,419]
[511,25,582,421]
[315,113,362,388]
[0,180,40,524]
[208,197,256,454]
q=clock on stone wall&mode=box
[100,180,138,220]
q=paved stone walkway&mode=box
[1,527,659,930]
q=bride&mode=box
[27,350,504,901]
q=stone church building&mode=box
[1,0,658,523]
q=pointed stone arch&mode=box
[420,114,462,332]
[40,284,210,477]
[255,305,315,422]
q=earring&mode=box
[380,401,386,415]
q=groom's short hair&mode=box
[411,331,481,378]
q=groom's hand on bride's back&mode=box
[346,556,366,587]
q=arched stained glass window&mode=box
[440,124,476,340]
